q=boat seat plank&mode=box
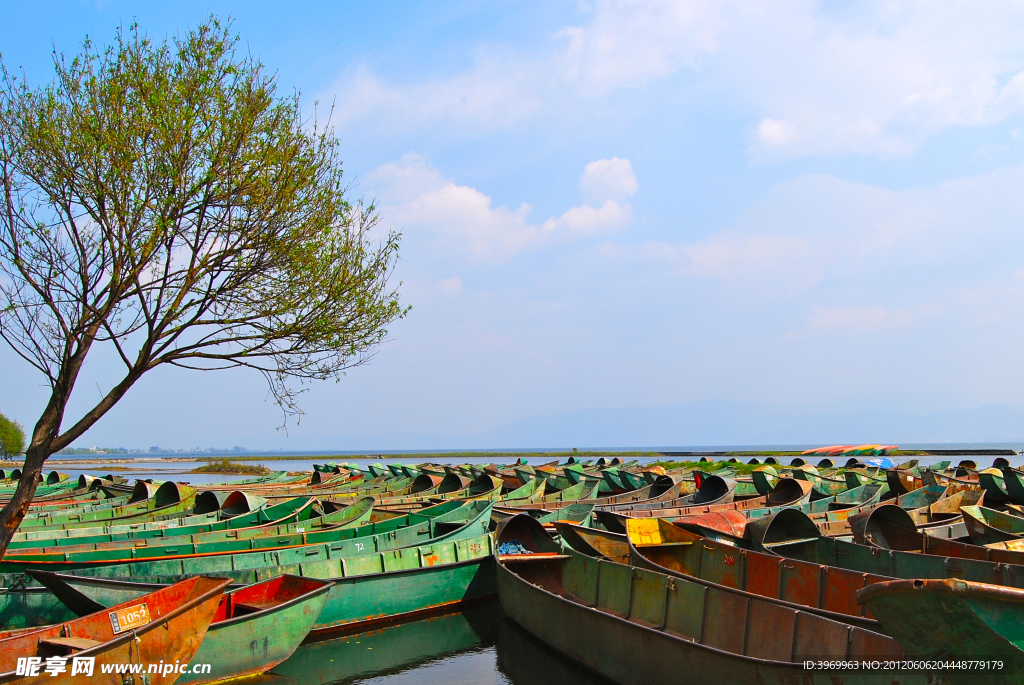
[39,637,102,650]
[233,599,284,614]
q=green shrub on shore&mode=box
[191,459,270,475]
[0,414,25,458]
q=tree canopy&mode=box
[0,413,25,458]
[0,17,407,552]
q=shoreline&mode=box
[0,446,1014,468]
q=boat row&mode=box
[5,453,1024,683]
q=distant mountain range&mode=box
[329,400,1024,450]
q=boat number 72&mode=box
[355,542,365,551]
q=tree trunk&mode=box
[0,441,49,555]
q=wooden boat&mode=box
[0,497,373,569]
[960,504,1024,545]
[0,575,230,685]
[15,482,197,531]
[565,517,882,632]
[0,500,491,628]
[807,485,953,537]
[41,506,496,639]
[3,496,374,558]
[753,508,1024,586]
[494,515,919,685]
[749,466,778,495]
[790,466,848,499]
[702,483,890,541]
[502,478,546,502]
[597,477,813,529]
[625,516,887,626]
[998,467,1024,505]
[30,572,331,684]
[267,601,499,685]
[977,468,1011,506]
[552,521,631,564]
[10,494,306,547]
[19,481,172,520]
[375,474,497,510]
[883,469,922,498]
[857,578,1023,685]
[499,481,602,509]
[534,502,595,528]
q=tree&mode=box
[0,413,25,457]
[0,18,407,553]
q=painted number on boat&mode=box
[355,543,365,551]
[108,603,152,634]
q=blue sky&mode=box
[4,1,1024,449]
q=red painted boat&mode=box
[0,575,230,684]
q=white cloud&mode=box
[370,155,635,261]
[810,305,916,332]
[579,157,638,203]
[555,0,726,93]
[327,59,541,134]
[756,119,799,147]
[683,234,815,280]
[321,2,1024,157]
[577,165,1024,332]
[436,277,463,294]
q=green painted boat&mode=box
[0,498,481,576]
[7,495,314,551]
[753,508,1024,588]
[0,500,491,630]
[375,473,474,506]
[750,466,778,495]
[365,463,389,478]
[536,502,595,527]
[561,467,604,491]
[790,465,849,499]
[378,475,503,511]
[191,470,297,489]
[25,505,496,638]
[495,515,921,685]
[16,481,197,529]
[959,504,1024,545]
[265,600,500,684]
[31,572,332,684]
[566,518,882,632]
[503,478,546,502]
[499,481,601,508]
[977,468,1011,506]
[300,476,417,502]
[857,578,1024,685]
[9,493,297,546]
[4,496,374,557]
[998,467,1024,505]
[601,468,635,494]
[741,482,887,526]
[553,520,631,564]
[602,477,812,526]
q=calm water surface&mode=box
[253,600,612,685]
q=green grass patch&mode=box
[191,459,270,475]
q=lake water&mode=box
[253,600,612,685]
[45,449,1024,485]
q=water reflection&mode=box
[255,600,612,685]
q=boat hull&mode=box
[496,555,925,685]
